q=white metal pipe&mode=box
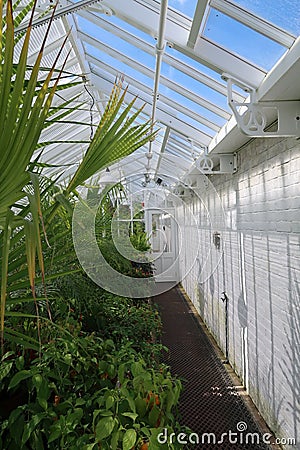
[149,0,168,156]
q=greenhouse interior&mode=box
[0,0,299,448]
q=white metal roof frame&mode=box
[15,0,300,183]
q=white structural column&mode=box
[187,0,210,48]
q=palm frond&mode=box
[66,80,157,193]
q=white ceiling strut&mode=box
[15,0,108,35]
[146,0,168,183]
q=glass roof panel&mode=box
[106,14,158,44]
[160,62,230,111]
[158,85,226,129]
[232,0,300,36]
[168,0,198,18]
[203,8,288,70]
[77,16,156,69]
[165,46,227,83]
[87,46,154,89]
[175,112,215,138]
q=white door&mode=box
[145,209,178,282]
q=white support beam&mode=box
[154,127,170,176]
[211,0,295,48]
[90,68,212,145]
[79,31,229,120]
[257,36,300,101]
[210,36,300,153]
[86,52,219,134]
[85,0,265,87]
[15,0,107,34]
[166,141,194,160]
[63,15,107,118]
[187,0,210,48]
[63,15,92,77]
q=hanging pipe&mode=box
[146,0,168,176]
[221,291,229,363]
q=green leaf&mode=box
[122,429,137,450]
[75,398,86,406]
[105,395,115,410]
[95,416,116,441]
[1,351,15,361]
[121,412,138,422]
[8,407,23,426]
[135,396,147,418]
[21,412,46,445]
[8,370,32,389]
[166,390,175,413]
[148,405,160,428]
[32,373,43,389]
[48,428,61,444]
[0,361,13,381]
[15,355,25,371]
[127,395,136,413]
[66,408,83,427]
[149,429,163,450]
[111,430,120,450]
[131,361,145,377]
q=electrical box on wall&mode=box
[213,231,221,250]
[219,154,236,173]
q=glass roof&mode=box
[203,8,288,70]
[168,0,198,17]
[233,0,300,35]
[18,0,300,186]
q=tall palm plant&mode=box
[0,0,157,353]
[0,0,73,350]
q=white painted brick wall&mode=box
[176,136,300,449]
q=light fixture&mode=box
[100,167,118,185]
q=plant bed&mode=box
[0,323,184,449]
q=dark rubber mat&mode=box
[154,286,272,450]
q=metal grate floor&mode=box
[154,285,273,450]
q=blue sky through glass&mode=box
[76,0,300,145]
[165,46,228,83]
[168,0,198,18]
[233,0,300,35]
[204,9,288,70]
[78,14,228,134]
[160,62,229,111]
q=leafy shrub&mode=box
[0,333,183,449]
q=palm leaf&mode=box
[0,0,77,221]
[66,80,157,193]
[0,211,12,353]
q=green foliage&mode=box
[0,332,184,449]
[0,4,185,448]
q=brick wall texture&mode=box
[176,136,300,448]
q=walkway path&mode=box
[154,285,273,450]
